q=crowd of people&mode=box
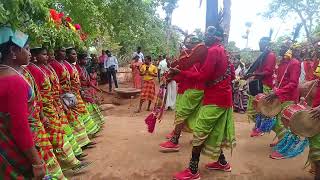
[3,17,320,180]
[129,25,320,180]
[0,27,105,179]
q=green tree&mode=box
[226,41,240,52]
[240,48,260,64]
[262,0,320,41]
[0,0,48,28]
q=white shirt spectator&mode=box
[158,59,169,75]
[300,62,306,83]
[104,56,119,71]
[133,52,144,62]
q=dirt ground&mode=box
[68,83,313,180]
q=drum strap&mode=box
[277,62,290,88]
[205,63,231,87]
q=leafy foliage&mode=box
[1,0,181,65]
[262,0,320,41]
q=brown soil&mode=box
[68,83,313,180]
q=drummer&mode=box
[309,80,320,179]
[265,43,301,158]
[245,36,277,137]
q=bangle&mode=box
[32,160,44,168]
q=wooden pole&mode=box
[206,0,219,29]
[223,0,231,44]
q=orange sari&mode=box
[131,61,142,89]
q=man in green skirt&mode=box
[245,36,276,137]
[172,26,236,180]
[159,35,205,152]
[159,63,204,152]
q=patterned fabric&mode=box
[54,135,81,171]
[64,124,83,156]
[41,65,83,157]
[76,64,98,104]
[192,105,236,160]
[233,79,249,112]
[49,60,91,147]
[29,64,81,171]
[76,64,104,130]
[141,80,156,101]
[86,103,104,126]
[40,65,69,126]
[273,131,309,159]
[21,67,65,179]
[0,112,33,179]
[64,61,99,136]
[175,89,204,132]
[28,64,65,149]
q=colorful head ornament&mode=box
[0,27,29,48]
[292,43,302,49]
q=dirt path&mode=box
[69,91,313,180]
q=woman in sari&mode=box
[40,49,84,159]
[65,48,100,138]
[130,55,142,89]
[22,65,65,179]
[49,47,92,148]
[30,47,89,172]
[76,53,105,127]
[0,27,46,180]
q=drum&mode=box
[248,79,263,96]
[281,104,320,137]
[253,93,281,117]
[299,80,318,106]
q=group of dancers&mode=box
[158,25,320,180]
[0,27,104,179]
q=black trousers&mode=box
[106,69,118,91]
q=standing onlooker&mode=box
[158,55,169,80]
[130,56,143,89]
[99,50,107,84]
[233,61,249,113]
[164,61,177,110]
[104,50,119,92]
[135,56,158,112]
[133,46,144,62]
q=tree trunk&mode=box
[223,0,231,44]
[206,0,218,29]
[292,6,312,42]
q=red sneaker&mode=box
[159,141,180,152]
[270,151,285,160]
[173,168,200,180]
[205,161,232,172]
[166,131,174,139]
[250,128,264,137]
